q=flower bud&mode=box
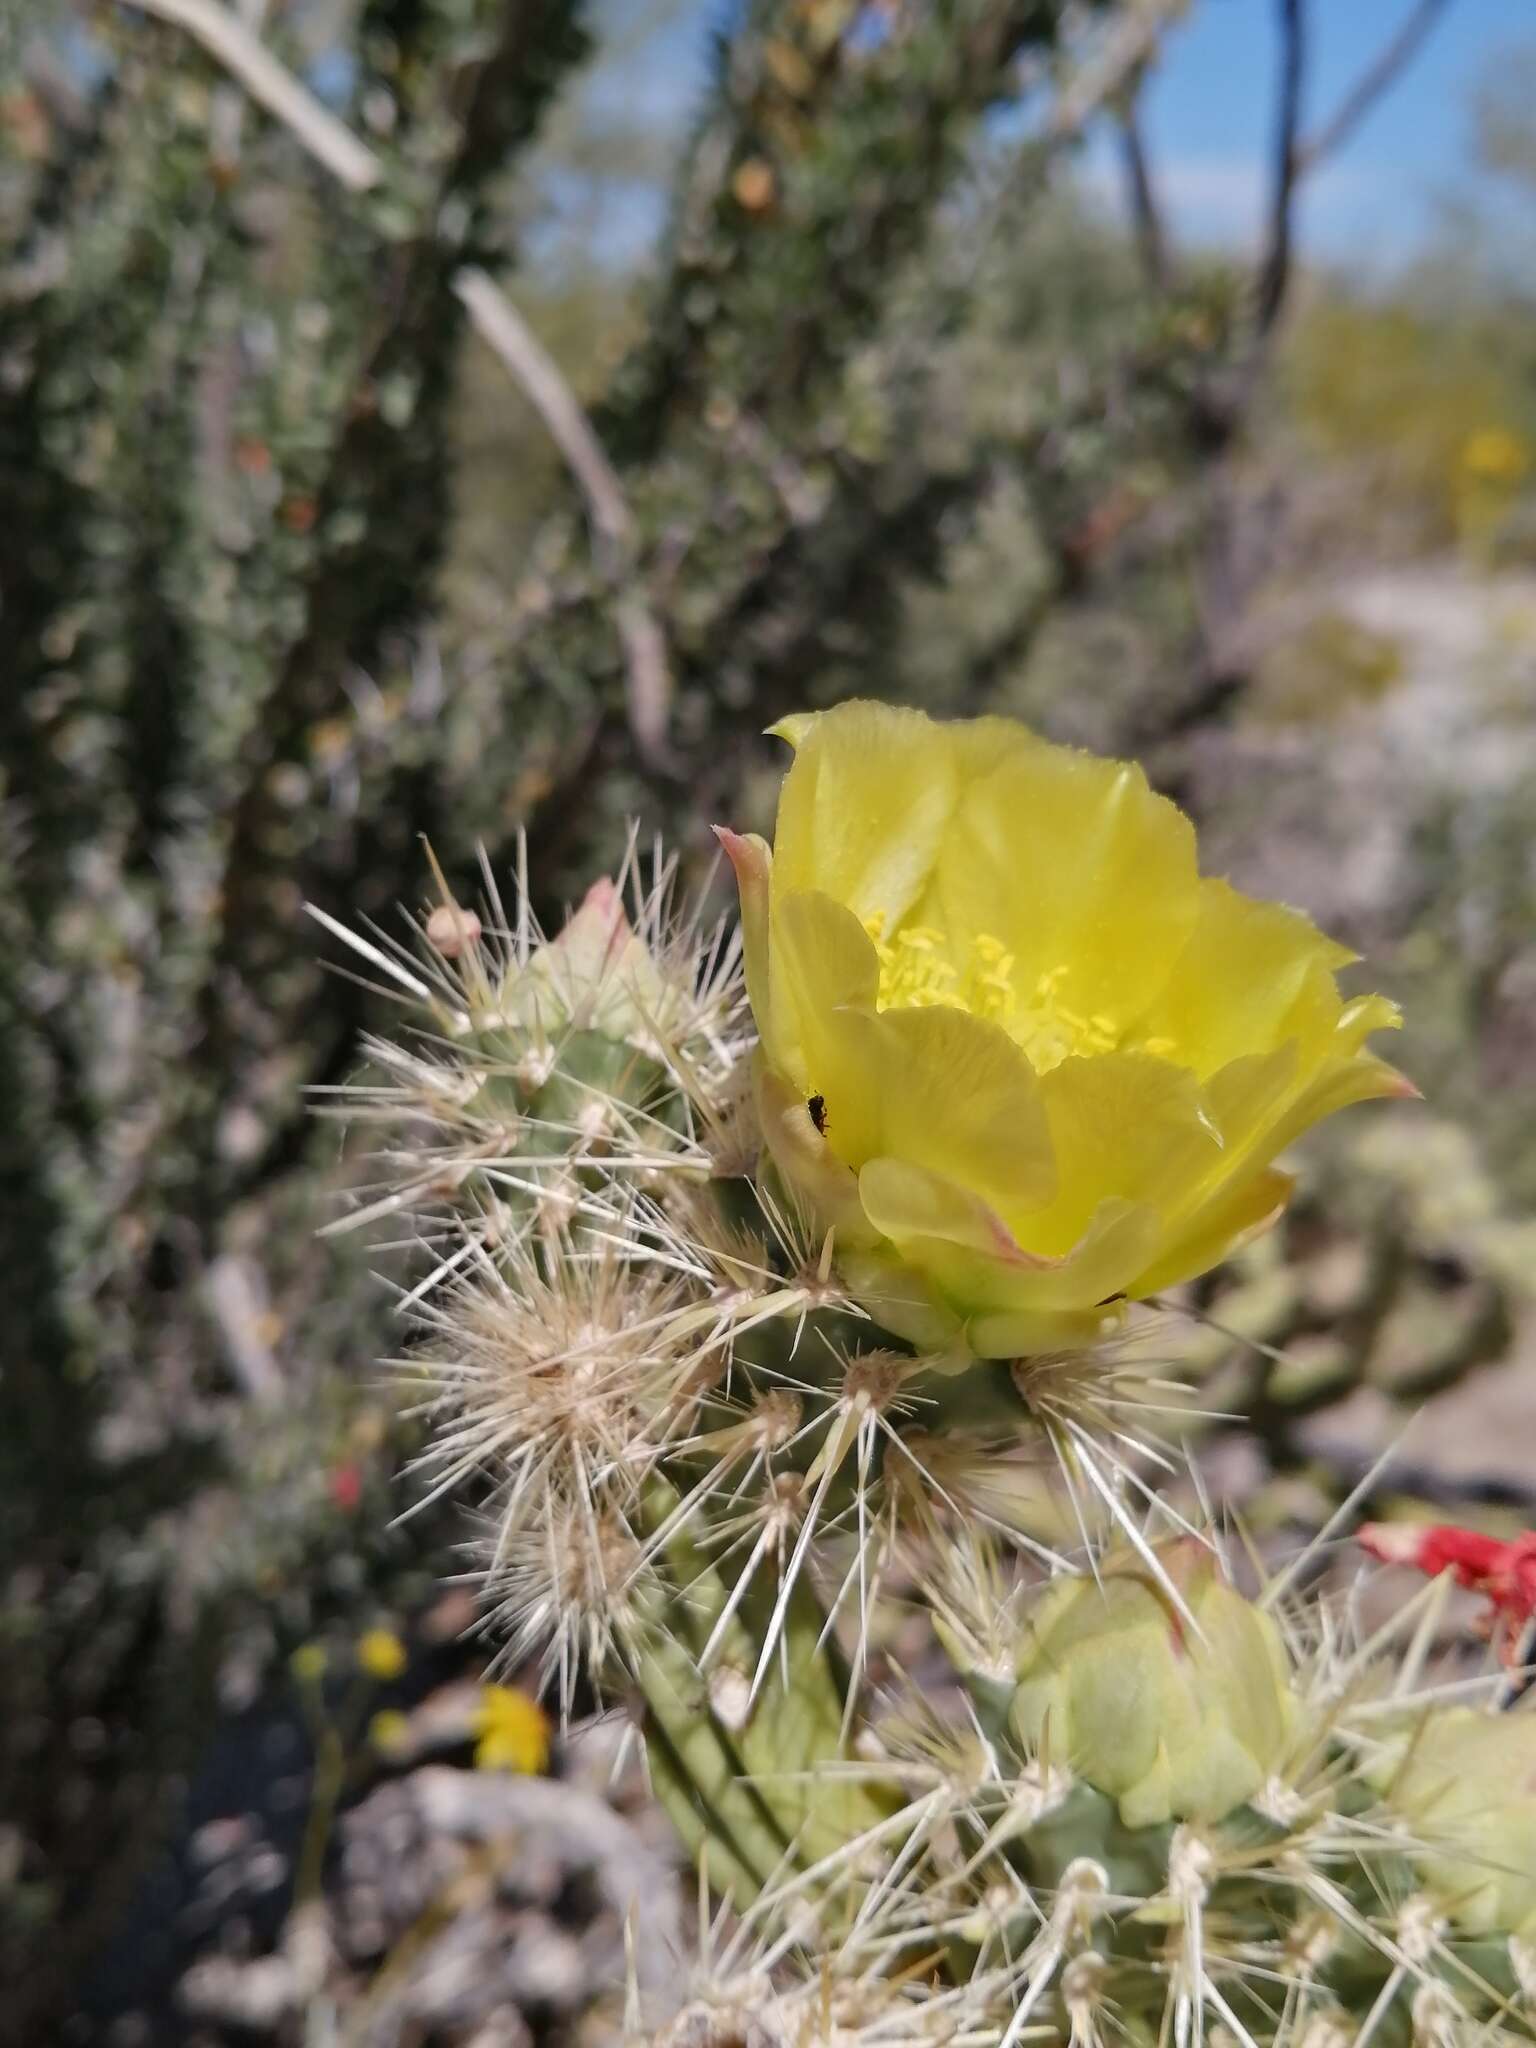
[1375,1708,1536,1939]
[1009,1546,1296,1829]
[505,878,672,1045]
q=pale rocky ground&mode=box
[100,1694,685,2048]
[1189,567,1536,934]
[1188,566,1536,1494]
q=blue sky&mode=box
[534,0,1533,278]
[1100,0,1532,266]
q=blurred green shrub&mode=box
[4,0,1533,2035]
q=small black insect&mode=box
[807,1094,829,1135]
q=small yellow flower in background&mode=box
[473,1684,551,1774]
[720,701,1412,1360]
[1454,426,1530,554]
[1459,425,1530,487]
[368,1708,413,1757]
[356,1628,408,1682]
[290,1642,328,1685]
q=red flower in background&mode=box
[328,1461,363,1514]
[1359,1520,1536,1666]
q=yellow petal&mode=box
[770,705,1033,770]
[924,739,1199,1036]
[1020,1198,1163,1309]
[966,1299,1129,1359]
[819,1002,1055,1216]
[769,702,962,929]
[960,1197,1161,1318]
[772,889,881,1016]
[1107,1043,1296,1249]
[714,827,775,1052]
[766,712,818,750]
[1341,990,1404,1043]
[1263,1045,1414,1160]
[1022,1052,1222,1260]
[1137,1000,1404,1283]
[1127,1167,1295,1299]
[1119,1023,1401,1302]
[857,1159,1069,1322]
[859,1162,1159,1318]
[858,1158,1049,1271]
[755,1062,874,1247]
[1201,1044,1301,1153]
[770,890,883,1155]
[1137,878,1354,1079]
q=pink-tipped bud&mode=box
[551,877,630,969]
[426,903,482,957]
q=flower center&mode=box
[862,913,1121,1073]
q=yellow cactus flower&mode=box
[356,1628,408,1682]
[1010,1546,1298,1829]
[473,1683,552,1774]
[720,702,1410,1357]
[1459,426,1530,487]
[1375,1708,1536,1939]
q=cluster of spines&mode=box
[644,1537,1536,2048]
[315,839,947,1719]
[317,842,1536,2048]
[313,837,1201,1727]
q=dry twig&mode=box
[124,0,674,765]
[452,271,674,764]
[1044,0,1191,141]
[1254,0,1306,341]
[129,0,382,190]
[1293,0,1452,177]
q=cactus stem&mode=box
[1001,1862,1111,2048]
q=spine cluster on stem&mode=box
[317,834,1536,2048]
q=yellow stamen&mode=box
[864,914,1120,1073]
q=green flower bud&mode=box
[461,880,699,1149]
[1375,1708,1536,1939]
[1009,1546,1297,1829]
[501,878,678,1047]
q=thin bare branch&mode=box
[1254,0,1306,340]
[1294,0,1451,178]
[1044,0,1191,142]
[128,0,382,192]
[1117,100,1170,295]
[1253,0,1447,334]
[125,0,674,767]
[614,598,676,770]
[207,0,272,169]
[453,267,634,553]
[453,269,673,765]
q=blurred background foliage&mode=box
[3,0,1536,2040]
